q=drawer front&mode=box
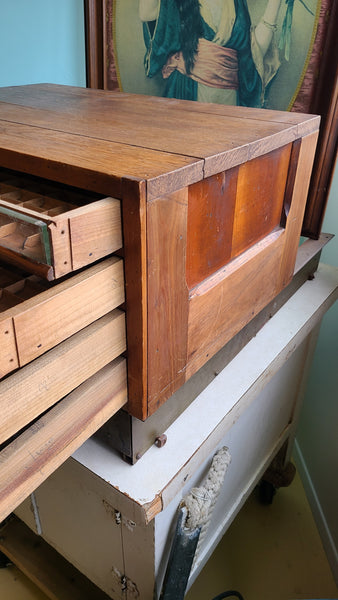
[0,309,126,446]
[0,172,122,279]
[0,257,125,378]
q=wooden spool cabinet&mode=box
[0,84,321,519]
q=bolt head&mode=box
[154,434,167,448]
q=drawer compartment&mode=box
[0,309,126,446]
[0,256,125,378]
[0,173,122,279]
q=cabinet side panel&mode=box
[147,189,189,416]
[187,231,285,378]
[186,169,238,289]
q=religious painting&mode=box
[85,0,337,237]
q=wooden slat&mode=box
[186,230,285,379]
[0,309,126,445]
[0,83,316,122]
[0,517,111,600]
[277,132,319,291]
[0,358,127,525]
[0,120,203,198]
[0,197,60,224]
[47,218,73,279]
[68,197,122,269]
[0,83,317,125]
[122,178,148,420]
[0,86,320,180]
[11,256,124,367]
[147,188,190,414]
[0,100,300,169]
[0,84,320,137]
[0,315,19,377]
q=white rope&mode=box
[180,446,231,564]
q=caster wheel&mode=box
[259,480,276,505]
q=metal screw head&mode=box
[154,434,167,448]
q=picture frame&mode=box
[84,0,337,239]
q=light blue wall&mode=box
[0,0,86,87]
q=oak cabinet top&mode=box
[0,84,319,200]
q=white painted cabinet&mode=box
[15,264,338,599]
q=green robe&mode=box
[143,0,278,107]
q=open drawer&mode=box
[0,256,125,378]
[0,172,122,279]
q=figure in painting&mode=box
[139,0,283,107]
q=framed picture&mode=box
[84,0,337,239]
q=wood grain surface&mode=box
[0,310,126,445]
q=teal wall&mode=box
[0,0,86,87]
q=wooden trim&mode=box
[302,0,338,238]
[121,178,148,420]
[278,132,319,290]
[147,187,190,416]
[84,0,104,89]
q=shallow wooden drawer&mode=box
[0,173,122,279]
[0,256,125,378]
[0,309,126,447]
[0,357,128,524]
